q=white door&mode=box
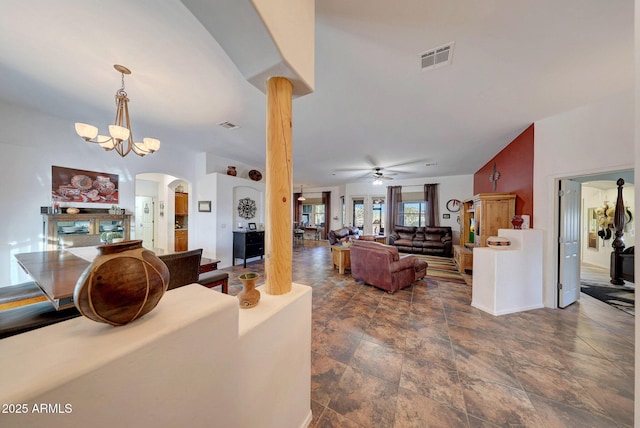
[558,179,581,308]
[135,196,155,250]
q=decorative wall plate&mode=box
[249,169,262,181]
[237,197,256,219]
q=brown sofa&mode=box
[328,226,360,245]
[388,225,452,257]
[350,240,427,294]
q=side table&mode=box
[332,245,351,274]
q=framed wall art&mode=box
[198,201,212,212]
[52,166,118,204]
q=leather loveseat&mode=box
[328,226,360,245]
[388,225,453,257]
[350,240,427,294]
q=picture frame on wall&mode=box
[198,201,211,212]
[52,165,119,205]
[248,222,257,230]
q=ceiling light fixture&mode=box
[75,64,160,157]
[297,185,306,201]
[373,178,383,185]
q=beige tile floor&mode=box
[220,240,634,427]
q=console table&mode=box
[233,230,265,268]
[453,245,472,273]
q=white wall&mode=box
[534,90,634,307]
[194,173,265,267]
[0,101,201,286]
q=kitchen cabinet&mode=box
[175,192,188,216]
[175,229,188,252]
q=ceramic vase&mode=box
[227,166,237,176]
[237,273,260,309]
[74,240,170,326]
[511,215,524,229]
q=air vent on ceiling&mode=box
[420,42,455,70]
[218,121,239,130]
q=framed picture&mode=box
[248,222,257,230]
[52,165,119,205]
[443,213,450,219]
[198,201,211,212]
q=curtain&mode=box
[386,186,402,233]
[424,183,439,226]
[293,193,301,227]
[322,191,331,239]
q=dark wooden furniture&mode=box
[233,230,264,267]
[199,257,220,274]
[610,178,630,285]
[198,271,229,294]
[158,249,202,290]
[14,251,91,310]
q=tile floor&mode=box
[220,240,634,427]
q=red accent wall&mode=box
[473,124,534,227]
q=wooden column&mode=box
[264,77,293,295]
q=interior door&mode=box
[558,179,581,308]
[135,196,155,250]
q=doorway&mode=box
[556,169,635,312]
[135,196,155,250]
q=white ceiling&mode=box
[0,0,633,187]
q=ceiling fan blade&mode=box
[364,155,379,168]
[382,176,394,180]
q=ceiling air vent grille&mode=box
[218,121,239,130]
[420,42,455,70]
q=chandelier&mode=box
[75,64,160,157]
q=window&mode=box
[302,203,325,226]
[372,198,385,235]
[352,199,364,230]
[400,201,427,226]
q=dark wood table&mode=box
[15,251,90,310]
[15,250,221,311]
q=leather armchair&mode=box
[350,240,427,293]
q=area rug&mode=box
[402,254,466,284]
[580,281,635,316]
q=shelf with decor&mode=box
[46,212,131,250]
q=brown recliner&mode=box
[350,240,427,294]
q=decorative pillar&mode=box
[610,178,626,285]
[264,77,293,295]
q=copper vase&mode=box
[74,240,170,326]
[237,273,260,309]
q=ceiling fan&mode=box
[372,168,394,185]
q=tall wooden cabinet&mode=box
[454,193,516,273]
[460,193,516,248]
[175,192,188,251]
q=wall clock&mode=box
[446,199,461,213]
[237,197,257,219]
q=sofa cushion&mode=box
[425,233,442,241]
[394,239,414,247]
[422,241,445,249]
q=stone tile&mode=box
[528,392,618,428]
[394,387,468,428]
[329,366,398,428]
[315,407,365,428]
[311,352,348,405]
[400,353,466,411]
[351,339,404,383]
[459,372,543,426]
